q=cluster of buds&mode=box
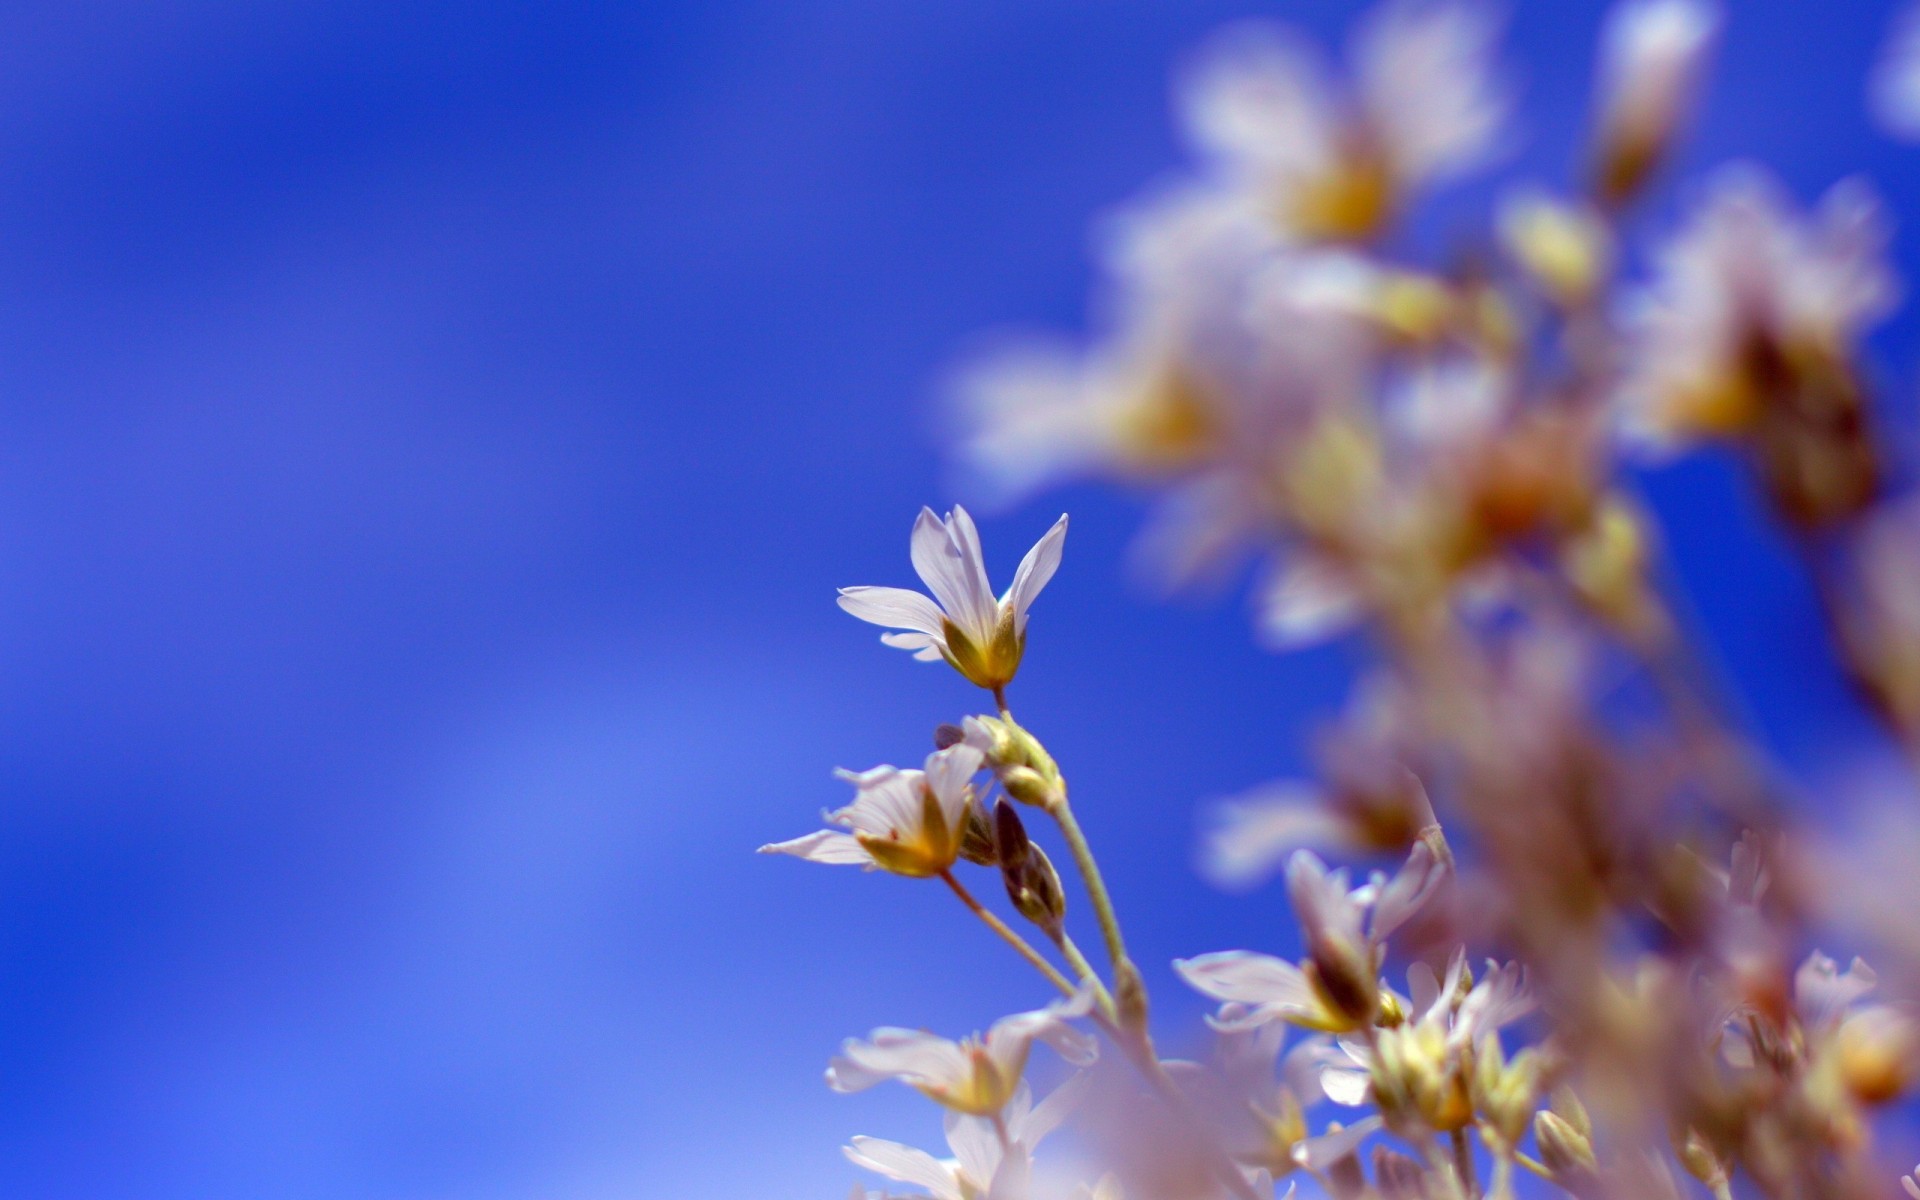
[765,2,1920,1198]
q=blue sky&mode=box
[0,2,1912,1196]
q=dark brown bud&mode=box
[993,799,1031,865]
[957,801,997,866]
[1005,845,1066,928]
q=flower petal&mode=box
[1291,1116,1382,1173]
[757,830,873,867]
[1003,513,1069,633]
[838,585,949,636]
[1175,951,1315,1009]
[830,1028,970,1094]
[881,630,949,662]
[911,507,996,642]
[924,743,985,824]
[1199,783,1342,890]
[943,1112,1002,1192]
[844,1137,962,1200]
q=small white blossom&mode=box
[1178,1,1508,241]
[1177,841,1449,1032]
[1620,166,1896,448]
[827,990,1097,1116]
[759,743,984,878]
[839,505,1067,691]
[845,1075,1087,1200]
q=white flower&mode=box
[839,506,1068,691]
[1176,840,1450,1032]
[1904,1162,1920,1200]
[1620,166,1896,448]
[844,1075,1087,1200]
[759,743,984,878]
[1590,0,1719,203]
[827,990,1098,1116]
[1178,1,1508,241]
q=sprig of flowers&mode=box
[765,2,1920,1197]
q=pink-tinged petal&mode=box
[911,508,995,641]
[983,1145,1031,1200]
[944,505,996,613]
[1175,20,1338,177]
[838,586,948,636]
[1291,1116,1382,1172]
[1286,853,1365,950]
[844,1137,962,1200]
[757,830,873,867]
[943,1111,1002,1192]
[831,1028,970,1093]
[1905,1174,1920,1200]
[1199,783,1342,890]
[1406,960,1442,1020]
[834,764,901,788]
[1354,0,1507,188]
[1004,513,1068,633]
[1019,1072,1090,1147]
[924,743,985,823]
[1370,836,1449,942]
[1455,959,1534,1043]
[839,769,931,841]
[1279,1035,1349,1101]
[1320,1066,1371,1106]
[881,630,949,662]
[1175,951,1315,1008]
[1259,554,1364,650]
[984,990,1098,1073]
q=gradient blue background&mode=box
[0,2,1912,1196]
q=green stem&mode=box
[1047,796,1131,975]
[938,869,1077,998]
[1049,928,1117,1023]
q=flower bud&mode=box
[1548,1084,1591,1138]
[1472,1041,1542,1148]
[1675,1129,1725,1188]
[961,715,1016,764]
[993,797,1031,864]
[933,723,967,750]
[958,800,998,866]
[1001,765,1056,807]
[1006,844,1067,928]
[1499,190,1611,308]
[1534,1111,1595,1175]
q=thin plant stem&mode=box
[1513,1152,1555,1180]
[1488,1154,1513,1200]
[1452,1128,1479,1200]
[1049,928,1117,1022]
[1047,796,1132,976]
[938,869,1077,998]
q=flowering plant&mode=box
[763,4,1920,1197]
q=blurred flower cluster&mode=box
[765,3,1920,1197]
